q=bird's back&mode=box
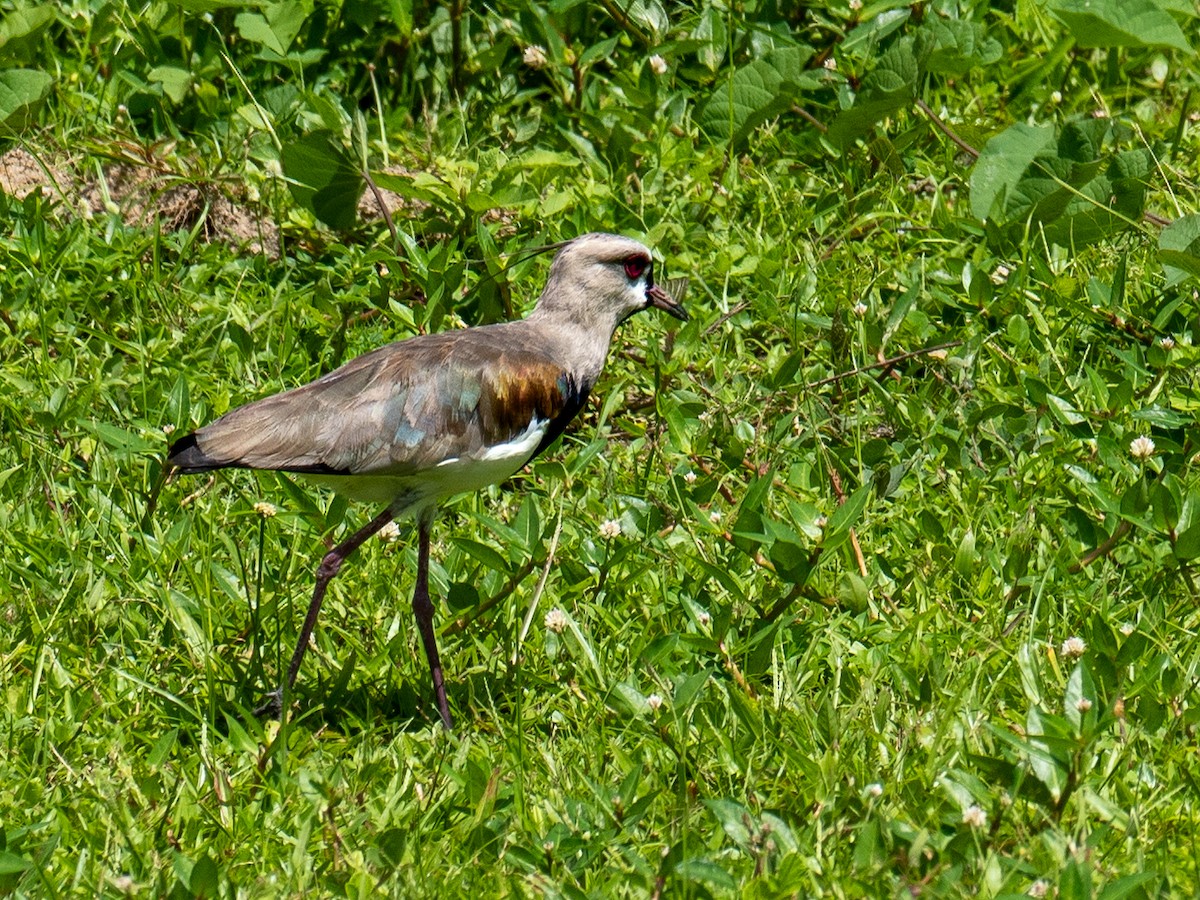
[168,321,592,505]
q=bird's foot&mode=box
[253,689,283,720]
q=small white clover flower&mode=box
[1120,622,1135,636]
[991,264,1011,284]
[814,515,828,530]
[1076,697,1093,712]
[865,782,883,798]
[962,805,987,829]
[852,301,868,318]
[1160,336,1175,350]
[162,423,176,435]
[684,471,697,484]
[253,501,277,518]
[544,608,568,634]
[599,519,622,539]
[709,510,722,524]
[648,54,668,76]
[646,693,664,712]
[523,45,548,68]
[1060,636,1087,659]
[1129,435,1156,461]
[378,520,401,543]
[1028,879,1050,898]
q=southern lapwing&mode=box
[167,233,688,729]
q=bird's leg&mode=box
[255,506,396,719]
[412,511,453,731]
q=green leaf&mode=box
[1064,659,1097,731]
[699,45,819,146]
[235,2,311,55]
[188,854,219,897]
[1049,0,1193,52]
[827,36,922,148]
[922,18,1003,75]
[1159,215,1200,286]
[452,538,509,573]
[823,484,871,552]
[281,132,363,230]
[1173,523,1200,560]
[971,123,1057,221]
[148,65,192,104]
[1097,873,1162,900]
[0,68,51,133]
[0,851,30,875]
[0,5,55,63]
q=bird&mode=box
[167,233,688,729]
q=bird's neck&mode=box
[524,308,618,381]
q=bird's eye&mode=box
[623,256,648,280]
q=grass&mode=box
[4,1,1200,896]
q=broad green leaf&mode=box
[281,132,363,230]
[1159,214,1200,286]
[235,2,310,56]
[0,851,30,875]
[1173,523,1200,560]
[0,5,54,62]
[827,35,922,148]
[923,18,1003,75]
[149,65,192,104]
[699,45,819,146]
[452,538,509,573]
[0,68,51,133]
[823,484,871,552]
[1097,873,1164,900]
[970,123,1057,221]
[1049,0,1193,52]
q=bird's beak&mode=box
[647,283,689,322]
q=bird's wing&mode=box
[168,329,591,476]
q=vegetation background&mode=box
[3,0,1200,895]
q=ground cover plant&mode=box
[3,0,1200,896]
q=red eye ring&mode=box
[623,256,648,280]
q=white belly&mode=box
[302,418,548,512]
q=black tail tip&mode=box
[167,432,214,473]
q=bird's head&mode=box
[533,233,688,332]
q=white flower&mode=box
[253,501,277,518]
[1160,336,1175,350]
[697,610,711,626]
[378,520,401,543]
[852,301,868,317]
[1028,880,1050,898]
[523,45,548,68]
[648,54,668,76]
[162,423,176,435]
[1129,435,1156,461]
[708,510,722,524]
[646,693,664,711]
[823,57,837,71]
[1076,697,1093,712]
[1120,622,1135,636]
[865,782,883,798]
[544,608,567,634]
[599,519,622,538]
[1060,636,1086,659]
[962,805,987,829]
[684,471,697,484]
[849,0,862,8]
[814,515,828,530]
[991,264,1011,284]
